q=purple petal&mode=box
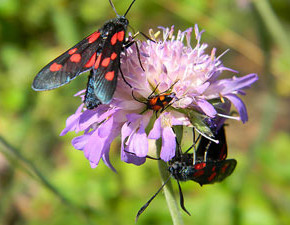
[225,94,248,123]
[194,24,204,42]
[120,119,146,165]
[216,66,238,74]
[133,123,148,157]
[102,150,117,173]
[148,117,161,139]
[121,151,146,165]
[194,82,210,95]
[83,129,103,166]
[96,107,120,123]
[75,103,85,114]
[90,161,98,168]
[79,106,118,131]
[121,123,133,143]
[71,132,92,150]
[60,114,80,136]
[121,114,143,148]
[196,99,217,117]
[84,117,114,165]
[204,73,258,98]
[160,126,176,161]
[78,110,100,130]
[98,118,114,138]
[127,133,135,153]
[121,134,146,165]
[74,89,86,96]
[60,103,84,136]
[126,113,143,123]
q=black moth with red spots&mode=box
[168,126,237,186]
[145,82,178,112]
[32,0,137,109]
[132,81,178,115]
[133,90,176,112]
[135,126,237,221]
[146,92,176,112]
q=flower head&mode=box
[61,25,258,170]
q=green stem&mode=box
[156,137,184,225]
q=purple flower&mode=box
[61,25,258,170]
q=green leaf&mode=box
[182,109,214,138]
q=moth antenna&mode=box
[177,180,191,216]
[135,176,171,222]
[131,90,146,104]
[191,128,201,163]
[109,0,119,16]
[124,0,136,17]
[148,83,160,98]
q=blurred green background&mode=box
[0,0,289,224]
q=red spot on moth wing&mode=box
[161,101,169,107]
[70,53,82,63]
[193,170,205,177]
[84,53,97,68]
[159,95,165,101]
[221,163,229,173]
[87,31,100,44]
[220,145,227,160]
[111,33,118,45]
[195,162,206,170]
[94,53,102,69]
[208,172,217,181]
[152,105,162,111]
[149,98,157,106]
[117,30,125,41]
[68,48,78,55]
[110,52,117,60]
[105,71,115,81]
[101,57,110,67]
[49,62,63,72]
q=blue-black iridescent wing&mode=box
[32,31,103,91]
[196,126,227,161]
[188,159,237,186]
[32,16,129,106]
[89,24,126,104]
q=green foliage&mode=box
[0,0,289,224]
